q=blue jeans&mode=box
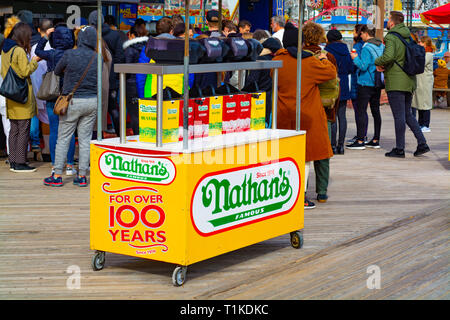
[46,101,75,166]
[30,115,40,147]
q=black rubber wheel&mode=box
[172,266,187,286]
[92,251,106,271]
[290,231,304,249]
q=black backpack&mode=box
[390,32,425,76]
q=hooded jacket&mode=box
[324,41,354,100]
[1,39,38,119]
[35,26,74,73]
[54,26,98,97]
[375,23,416,93]
[353,37,385,87]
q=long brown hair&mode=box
[9,22,32,55]
[420,36,435,53]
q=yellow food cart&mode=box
[89,1,307,286]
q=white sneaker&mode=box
[421,126,431,133]
[66,166,77,176]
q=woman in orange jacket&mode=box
[273,22,337,209]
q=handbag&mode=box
[54,54,95,116]
[36,71,60,100]
[0,47,28,104]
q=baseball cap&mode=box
[206,10,219,22]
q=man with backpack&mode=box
[375,11,430,158]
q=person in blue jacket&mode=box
[347,25,385,150]
[325,29,354,154]
[348,24,367,144]
[35,24,76,176]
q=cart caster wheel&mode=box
[290,231,303,249]
[172,266,187,287]
[92,251,106,271]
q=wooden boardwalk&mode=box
[0,105,449,300]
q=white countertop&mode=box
[92,129,305,154]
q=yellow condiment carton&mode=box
[250,92,266,130]
[208,95,223,137]
[139,99,180,144]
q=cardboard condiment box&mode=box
[250,92,266,131]
[208,95,223,137]
[222,94,239,134]
[192,97,210,139]
[237,93,252,132]
[139,99,180,144]
[179,100,194,141]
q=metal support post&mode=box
[156,74,164,148]
[96,0,102,140]
[296,0,304,132]
[119,72,126,144]
[271,68,278,130]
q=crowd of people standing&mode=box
[0,9,447,210]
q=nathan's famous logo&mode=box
[99,152,176,185]
[191,159,300,236]
[103,183,168,255]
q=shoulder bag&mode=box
[53,53,96,116]
[0,47,29,104]
[36,70,60,101]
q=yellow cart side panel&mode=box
[185,134,305,265]
[90,144,189,266]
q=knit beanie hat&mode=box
[326,29,342,42]
[282,22,299,48]
[262,37,282,53]
[17,10,33,27]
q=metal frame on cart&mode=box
[114,60,283,146]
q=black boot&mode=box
[336,144,344,154]
[385,148,405,158]
[414,143,430,157]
